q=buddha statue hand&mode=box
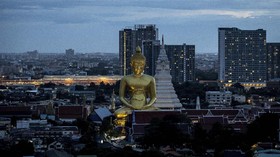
[141,105,150,110]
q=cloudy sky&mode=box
[0,0,279,53]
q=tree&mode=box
[104,146,140,157]
[73,118,90,135]
[195,69,218,80]
[173,81,206,105]
[248,87,257,95]
[191,123,208,155]
[40,82,56,89]
[142,114,191,148]
[56,89,70,99]
[10,140,34,157]
[114,80,121,95]
[208,123,240,156]
[141,149,164,157]
[230,82,245,94]
[75,85,84,91]
[94,89,106,103]
[247,113,279,144]
[79,123,97,146]
[11,116,17,127]
[0,85,6,89]
[100,116,114,134]
[88,82,96,91]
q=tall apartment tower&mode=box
[267,43,280,80]
[65,49,74,59]
[26,50,39,59]
[218,27,267,88]
[119,24,158,75]
[142,40,160,76]
[165,44,195,83]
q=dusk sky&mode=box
[0,0,279,54]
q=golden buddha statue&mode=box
[114,46,157,126]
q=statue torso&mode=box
[124,74,153,109]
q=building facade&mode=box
[206,91,232,106]
[119,24,158,75]
[165,44,195,83]
[0,75,123,86]
[267,43,280,80]
[142,40,160,76]
[65,49,74,58]
[218,27,267,88]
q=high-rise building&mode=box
[26,50,39,59]
[119,24,158,75]
[65,49,74,58]
[218,27,267,88]
[165,44,195,83]
[142,40,160,76]
[267,43,280,80]
[119,28,134,76]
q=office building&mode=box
[218,27,267,88]
[267,43,280,80]
[119,24,158,75]
[165,44,195,83]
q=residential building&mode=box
[232,94,246,103]
[267,43,280,80]
[65,49,74,58]
[142,40,160,76]
[0,106,32,118]
[218,27,267,88]
[119,24,158,75]
[55,105,91,122]
[26,50,39,59]
[267,78,280,89]
[205,91,232,106]
[165,44,195,83]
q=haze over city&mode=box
[0,0,279,53]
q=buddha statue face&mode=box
[130,46,146,76]
[131,60,145,76]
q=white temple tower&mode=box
[154,35,182,110]
[196,96,201,110]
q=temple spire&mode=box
[196,96,201,110]
[154,35,182,110]
[161,34,164,49]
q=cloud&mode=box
[1,0,279,25]
[100,6,278,22]
[0,0,279,53]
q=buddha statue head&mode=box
[130,46,146,76]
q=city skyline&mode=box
[0,0,279,53]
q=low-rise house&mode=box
[55,105,91,122]
[0,106,32,118]
[232,94,246,103]
[88,106,112,124]
[206,91,232,106]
